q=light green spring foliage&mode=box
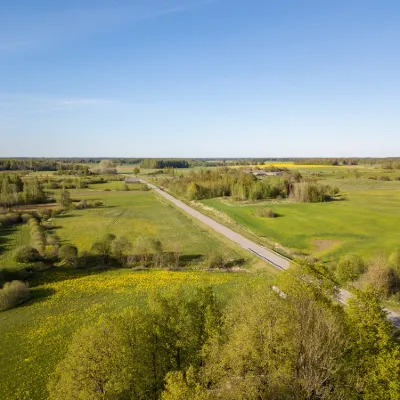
[347,289,400,400]
[336,253,366,283]
[48,262,400,400]
[49,286,221,400]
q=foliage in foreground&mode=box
[48,262,400,399]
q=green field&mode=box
[56,186,244,258]
[0,224,31,268]
[201,178,400,261]
[0,183,255,270]
[0,269,259,400]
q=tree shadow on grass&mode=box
[177,254,203,266]
[0,225,19,255]
[19,287,57,308]
[55,214,81,219]
[28,262,116,288]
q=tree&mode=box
[135,236,153,267]
[91,233,116,264]
[99,159,117,175]
[48,316,139,399]
[49,288,222,400]
[347,289,400,399]
[151,239,164,267]
[133,167,140,176]
[58,245,78,265]
[336,253,366,283]
[112,236,132,265]
[360,256,394,298]
[14,245,41,263]
[59,188,71,208]
[162,368,207,400]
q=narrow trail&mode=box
[140,178,400,327]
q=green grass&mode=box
[201,178,400,261]
[87,181,142,190]
[55,185,242,260]
[0,269,261,400]
[0,223,31,268]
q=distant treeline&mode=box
[140,159,190,169]
[0,158,142,171]
[3,157,400,172]
[294,158,400,166]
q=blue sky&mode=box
[1,0,399,157]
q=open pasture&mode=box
[201,178,400,261]
[54,185,243,259]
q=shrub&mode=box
[59,245,78,264]
[336,254,366,283]
[46,235,59,245]
[14,245,41,263]
[0,281,31,311]
[21,213,31,222]
[359,256,395,298]
[256,208,277,218]
[206,251,226,269]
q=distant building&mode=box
[251,171,282,177]
[124,177,141,184]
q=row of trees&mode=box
[48,262,400,399]
[141,159,190,169]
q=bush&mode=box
[14,245,41,263]
[336,254,366,283]
[206,251,226,269]
[59,245,78,264]
[256,208,277,218]
[21,213,31,222]
[359,256,395,298]
[0,281,31,311]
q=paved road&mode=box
[142,179,400,327]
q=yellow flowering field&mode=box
[0,269,255,400]
[230,163,342,169]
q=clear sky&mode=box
[1,0,399,157]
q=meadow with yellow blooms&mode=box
[0,269,261,400]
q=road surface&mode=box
[141,179,400,327]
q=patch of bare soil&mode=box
[10,203,60,212]
[311,239,342,252]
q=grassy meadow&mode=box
[200,174,400,261]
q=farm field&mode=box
[0,182,260,270]
[0,269,259,400]
[56,185,245,258]
[200,178,400,262]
